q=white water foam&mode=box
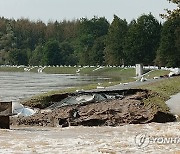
[0,122,180,153]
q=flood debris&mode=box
[48,93,123,109]
[11,89,176,127]
[12,102,35,117]
[169,68,180,77]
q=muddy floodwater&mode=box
[0,122,180,153]
[0,72,109,102]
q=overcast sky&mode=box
[0,0,176,23]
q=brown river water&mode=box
[0,122,180,154]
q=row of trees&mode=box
[0,3,179,67]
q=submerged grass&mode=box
[0,66,24,72]
[84,67,135,80]
[43,66,136,82]
[43,66,136,83]
[81,67,136,82]
[44,67,79,74]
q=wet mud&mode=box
[11,89,176,127]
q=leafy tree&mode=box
[76,34,94,65]
[124,20,139,65]
[29,45,44,66]
[155,16,180,67]
[160,0,180,19]
[76,17,109,65]
[8,49,28,65]
[0,14,178,68]
[124,14,161,65]
[0,17,6,35]
[104,15,128,65]
[60,19,80,41]
[0,21,16,51]
[42,40,61,66]
[89,36,106,65]
[175,25,180,50]
[60,41,77,65]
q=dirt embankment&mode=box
[11,89,176,127]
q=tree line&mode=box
[0,12,179,67]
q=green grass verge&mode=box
[144,70,170,79]
[139,76,180,113]
[22,87,77,108]
[79,67,97,74]
[22,84,101,108]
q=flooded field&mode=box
[0,72,109,103]
[0,122,180,153]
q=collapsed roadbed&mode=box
[11,89,176,127]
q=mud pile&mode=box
[11,89,176,127]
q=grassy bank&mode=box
[144,70,170,79]
[140,76,180,113]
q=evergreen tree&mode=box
[9,49,28,65]
[29,45,44,66]
[76,17,109,65]
[104,15,128,65]
[89,36,106,65]
[60,41,77,65]
[156,16,180,67]
[42,40,61,66]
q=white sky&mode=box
[0,0,176,23]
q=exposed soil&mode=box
[11,89,176,127]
